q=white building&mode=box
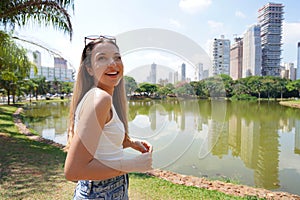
[281,63,296,80]
[297,42,300,80]
[181,63,186,81]
[242,25,262,77]
[195,63,203,81]
[29,56,74,82]
[33,50,42,68]
[211,35,230,75]
[258,2,284,76]
[150,63,157,84]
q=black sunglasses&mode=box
[84,35,116,46]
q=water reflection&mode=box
[23,101,70,145]
[23,100,300,195]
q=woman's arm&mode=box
[64,90,123,181]
[64,133,124,181]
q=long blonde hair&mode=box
[65,39,129,150]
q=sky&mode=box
[13,0,300,80]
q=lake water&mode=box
[23,99,300,195]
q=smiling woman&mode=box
[64,36,153,200]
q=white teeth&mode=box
[106,72,118,75]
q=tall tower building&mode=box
[33,50,42,68]
[195,63,203,81]
[181,63,186,81]
[211,35,230,76]
[230,37,243,80]
[150,62,157,84]
[297,42,300,80]
[242,25,262,78]
[258,2,284,76]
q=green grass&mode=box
[0,105,257,200]
[129,173,256,200]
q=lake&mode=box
[23,99,300,195]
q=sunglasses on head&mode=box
[84,35,116,46]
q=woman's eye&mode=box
[98,56,106,61]
[114,56,122,61]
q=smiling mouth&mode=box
[105,71,119,76]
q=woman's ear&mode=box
[86,66,94,76]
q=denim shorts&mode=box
[73,174,129,200]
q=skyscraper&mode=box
[181,63,186,81]
[211,35,230,75]
[230,37,243,80]
[258,2,284,76]
[33,50,41,68]
[242,25,262,78]
[297,42,300,80]
[150,62,157,84]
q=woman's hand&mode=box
[128,138,153,153]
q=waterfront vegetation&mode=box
[0,104,264,200]
[2,74,300,106]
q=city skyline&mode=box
[11,0,300,78]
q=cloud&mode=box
[207,20,224,34]
[169,18,182,28]
[235,11,246,19]
[179,0,212,14]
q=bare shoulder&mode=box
[83,88,111,115]
[81,88,112,112]
[93,88,112,107]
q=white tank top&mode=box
[74,87,125,161]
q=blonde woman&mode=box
[64,35,153,200]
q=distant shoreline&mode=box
[279,100,300,109]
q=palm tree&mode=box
[0,0,74,40]
[0,0,74,104]
[0,31,34,104]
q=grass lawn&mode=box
[0,105,255,200]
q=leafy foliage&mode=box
[0,0,74,40]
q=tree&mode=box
[0,1,75,104]
[138,83,158,97]
[204,76,227,98]
[220,74,233,97]
[0,31,34,104]
[173,82,194,97]
[190,81,206,97]
[287,79,300,97]
[261,76,275,100]
[124,76,137,95]
[247,76,263,100]
[273,77,289,100]
[0,0,74,40]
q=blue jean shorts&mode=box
[73,174,129,200]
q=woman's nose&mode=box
[107,58,117,67]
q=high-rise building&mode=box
[29,54,74,82]
[258,2,284,76]
[174,71,179,83]
[54,57,68,69]
[33,50,42,68]
[242,25,262,78]
[297,42,300,80]
[195,63,203,81]
[230,37,243,80]
[211,35,230,75]
[150,63,157,84]
[181,63,186,81]
[281,63,296,80]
